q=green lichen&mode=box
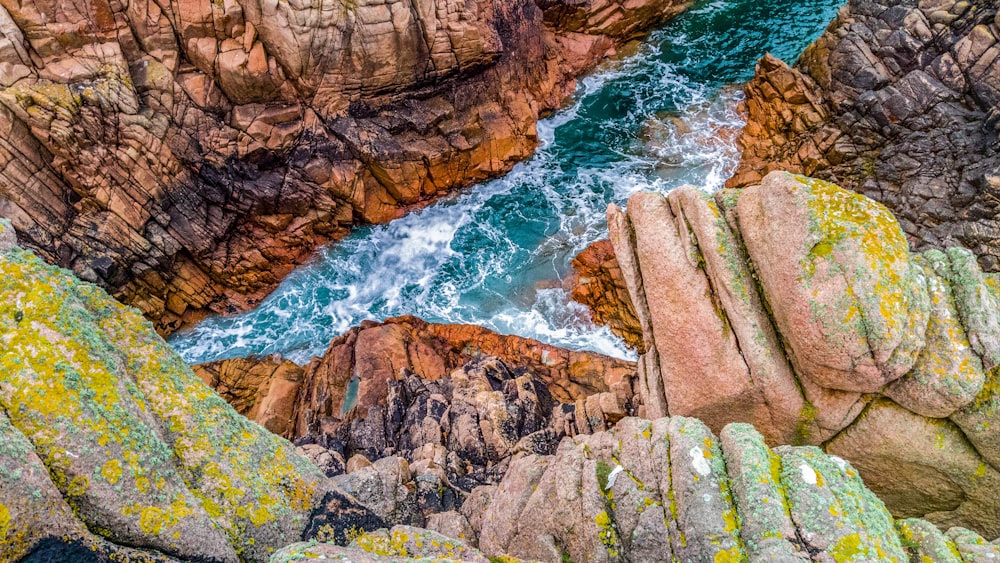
[0,248,322,558]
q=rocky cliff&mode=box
[602,172,1000,536]
[193,315,637,440]
[0,0,692,334]
[4,216,999,561]
[193,319,637,532]
[728,0,1000,271]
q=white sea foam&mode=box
[169,0,839,366]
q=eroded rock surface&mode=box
[0,232,392,562]
[194,315,637,440]
[479,416,1000,563]
[0,0,692,334]
[598,172,1000,536]
[198,329,637,530]
[567,238,643,352]
[729,0,1000,271]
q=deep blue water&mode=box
[170,0,843,364]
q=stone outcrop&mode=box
[600,172,1000,536]
[566,238,643,352]
[0,230,396,563]
[728,0,1000,272]
[194,315,637,440]
[197,325,637,530]
[5,218,998,562]
[0,0,693,335]
[273,526,493,563]
[478,416,1000,563]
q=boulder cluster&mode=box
[596,171,1000,536]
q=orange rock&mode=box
[197,316,636,440]
[566,239,644,352]
[0,0,696,335]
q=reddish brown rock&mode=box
[196,315,637,441]
[567,239,644,352]
[293,316,636,438]
[0,0,693,335]
[193,354,304,437]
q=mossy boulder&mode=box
[0,245,365,561]
[480,416,991,562]
[736,171,930,395]
[271,526,494,562]
[885,251,986,418]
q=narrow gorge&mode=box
[2,0,1000,561]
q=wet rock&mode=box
[0,0,695,333]
[566,239,644,351]
[197,315,636,442]
[730,0,1000,273]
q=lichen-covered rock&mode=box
[775,445,906,561]
[950,367,1000,471]
[896,518,963,563]
[0,218,14,254]
[825,399,1000,536]
[719,423,807,561]
[942,248,1000,370]
[582,172,1000,535]
[729,0,1000,273]
[885,251,985,418]
[737,172,929,395]
[947,527,1000,562]
[0,245,387,561]
[480,416,981,563]
[271,526,495,563]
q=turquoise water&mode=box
[170,0,843,365]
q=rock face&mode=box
[194,315,637,441]
[197,326,637,530]
[729,0,1000,272]
[600,172,1000,536]
[0,0,692,335]
[478,416,1000,563]
[0,232,395,563]
[9,216,995,562]
[567,238,643,352]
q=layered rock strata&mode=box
[728,0,1000,271]
[603,171,1000,535]
[194,315,637,440]
[479,416,1000,563]
[0,225,388,563]
[567,238,644,352]
[0,0,692,334]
